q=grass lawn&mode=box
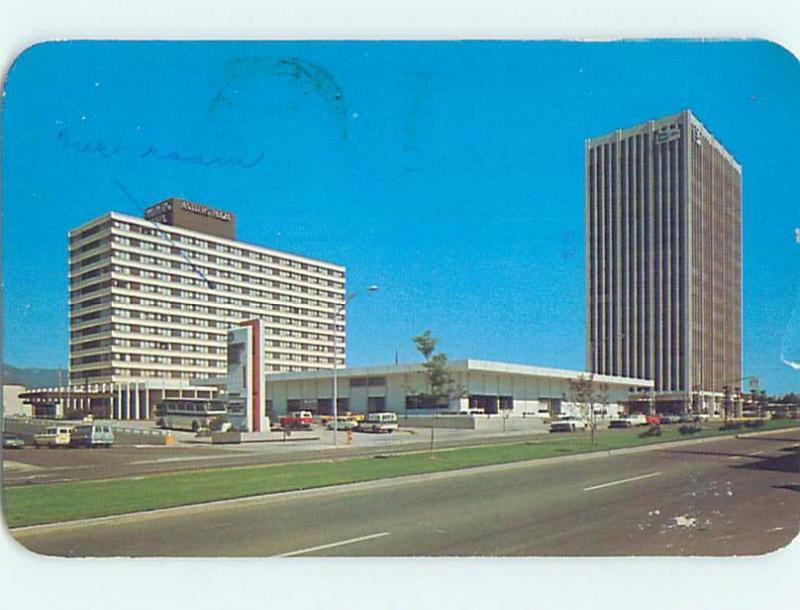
[4,419,799,528]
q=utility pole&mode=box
[331,285,379,447]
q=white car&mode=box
[626,413,649,426]
[326,417,358,431]
[549,418,587,433]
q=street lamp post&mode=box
[332,285,379,447]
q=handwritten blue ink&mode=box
[56,129,122,159]
[55,129,264,171]
[139,144,264,169]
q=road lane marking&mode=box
[275,532,390,557]
[583,472,662,491]
[731,450,767,461]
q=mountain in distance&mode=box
[2,363,68,388]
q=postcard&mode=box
[2,40,799,558]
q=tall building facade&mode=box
[69,198,346,388]
[585,110,742,412]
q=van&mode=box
[33,426,73,448]
[69,424,115,448]
[358,412,399,433]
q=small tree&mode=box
[412,330,465,454]
[567,374,609,446]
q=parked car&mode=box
[34,426,73,448]
[357,412,399,433]
[69,424,115,448]
[2,433,25,449]
[659,414,681,424]
[326,416,358,431]
[627,413,648,426]
[550,418,587,432]
[279,411,314,430]
[608,418,633,429]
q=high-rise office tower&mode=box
[585,110,742,412]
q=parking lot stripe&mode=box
[583,471,662,491]
[274,532,391,557]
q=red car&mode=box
[279,410,314,430]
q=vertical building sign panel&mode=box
[226,320,267,432]
[226,326,252,431]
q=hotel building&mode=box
[585,110,742,413]
[50,197,345,419]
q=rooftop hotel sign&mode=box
[143,197,237,239]
[181,200,233,222]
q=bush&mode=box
[744,419,766,428]
[719,421,743,431]
[679,424,703,435]
[639,425,662,438]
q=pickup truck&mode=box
[279,410,314,430]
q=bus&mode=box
[154,399,228,432]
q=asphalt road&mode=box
[10,428,799,557]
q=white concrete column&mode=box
[144,383,150,419]
[115,384,121,419]
[134,382,141,420]
[125,383,131,420]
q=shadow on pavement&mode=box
[733,448,799,474]
[773,484,800,493]
[734,435,800,443]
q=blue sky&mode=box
[2,40,800,393]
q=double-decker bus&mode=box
[154,398,228,432]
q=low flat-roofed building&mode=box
[264,359,654,420]
[3,384,28,417]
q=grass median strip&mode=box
[4,420,799,528]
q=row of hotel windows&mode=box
[71,313,343,339]
[74,353,336,376]
[72,269,342,312]
[71,354,226,366]
[72,309,343,334]
[71,238,343,291]
[110,299,337,323]
[112,272,338,311]
[72,261,339,298]
[71,248,343,298]
[108,245,343,290]
[72,338,227,354]
[71,221,342,278]
[71,323,224,340]
[74,337,339,356]
[73,362,325,381]
[110,220,344,277]
[72,292,335,327]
